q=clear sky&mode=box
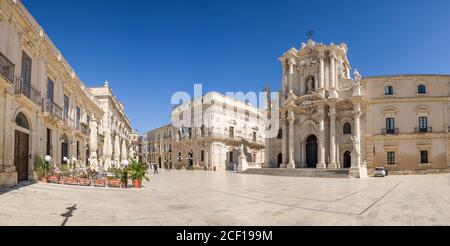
[21,0,450,133]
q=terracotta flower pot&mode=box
[40,176,48,183]
[48,175,59,184]
[108,179,121,188]
[79,178,92,186]
[58,177,67,185]
[94,179,106,187]
[121,181,128,188]
[132,179,142,189]
[66,177,79,186]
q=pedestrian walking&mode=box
[165,162,170,172]
[154,163,159,174]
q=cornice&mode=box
[368,97,450,104]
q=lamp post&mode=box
[44,155,52,178]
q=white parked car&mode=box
[374,167,387,177]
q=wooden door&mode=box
[14,130,29,181]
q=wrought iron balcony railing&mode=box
[42,99,63,119]
[15,78,41,106]
[62,115,75,127]
[0,52,15,85]
[381,128,399,135]
[76,123,90,135]
[414,127,432,134]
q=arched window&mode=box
[343,123,352,135]
[15,112,30,130]
[418,85,427,94]
[385,86,394,95]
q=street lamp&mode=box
[44,155,52,177]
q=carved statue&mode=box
[306,77,315,94]
[354,69,361,82]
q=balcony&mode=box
[0,52,15,88]
[414,127,432,134]
[15,78,41,106]
[76,123,90,136]
[42,99,63,121]
[62,116,75,129]
[381,128,399,135]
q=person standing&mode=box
[154,163,159,174]
[165,162,170,172]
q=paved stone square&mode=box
[0,171,450,226]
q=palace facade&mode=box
[91,82,133,170]
[143,92,265,171]
[264,39,450,177]
[0,0,133,187]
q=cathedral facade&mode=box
[264,39,450,177]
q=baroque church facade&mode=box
[264,39,450,177]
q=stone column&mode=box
[318,53,325,97]
[287,111,296,169]
[329,107,337,169]
[317,107,327,169]
[263,125,272,168]
[329,52,338,98]
[288,58,296,94]
[121,139,127,163]
[114,134,120,166]
[89,119,99,170]
[350,104,366,178]
[280,114,288,168]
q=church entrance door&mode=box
[305,135,318,168]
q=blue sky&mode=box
[22,0,450,133]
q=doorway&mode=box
[61,134,69,164]
[343,151,352,169]
[305,135,318,168]
[14,113,30,181]
[277,153,282,168]
[14,130,29,181]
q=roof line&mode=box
[363,74,450,79]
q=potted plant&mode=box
[66,168,79,186]
[48,165,60,184]
[94,177,106,187]
[128,159,149,189]
[94,171,107,187]
[113,167,129,188]
[57,164,70,184]
[108,167,122,188]
[35,155,50,183]
[78,169,94,187]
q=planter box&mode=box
[48,176,59,184]
[108,179,121,188]
[66,177,79,186]
[94,179,106,187]
[79,178,92,186]
[58,177,67,185]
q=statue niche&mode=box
[305,76,315,94]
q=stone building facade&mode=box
[172,92,265,171]
[142,124,175,168]
[265,39,450,176]
[0,0,133,187]
[91,82,133,170]
[130,130,142,163]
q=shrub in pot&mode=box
[113,167,129,188]
[35,156,50,183]
[128,159,149,188]
[94,178,106,187]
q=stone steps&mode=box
[241,168,351,178]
